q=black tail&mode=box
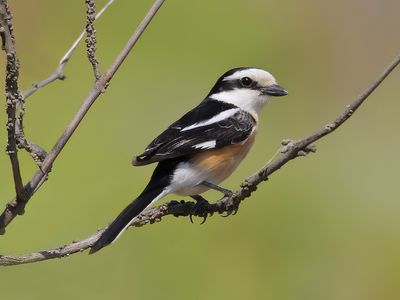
[90,185,166,254]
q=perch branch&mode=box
[0,0,166,234]
[1,52,399,266]
[0,0,26,204]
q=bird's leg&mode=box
[190,195,210,224]
[201,182,240,217]
[201,181,233,197]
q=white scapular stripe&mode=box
[192,140,216,149]
[181,108,239,131]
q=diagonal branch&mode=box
[1,52,399,266]
[0,0,166,234]
[0,0,26,204]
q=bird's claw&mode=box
[221,203,240,217]
[189,196,210,224]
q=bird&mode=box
[90,67,288,253]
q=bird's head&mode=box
[207,67,288,114]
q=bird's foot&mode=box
[190,195,211,224]
[222,203,240,217]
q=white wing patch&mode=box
[192,140,216,150]
[181,108,239,131]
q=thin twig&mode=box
[16,87,47,167]
[0,0,26,204]
[1,52,399,266]
[15,118,47,167]
[22,0,115,100]
[85,0,101,81]
[14,0,115,166]
[0,0,166,234]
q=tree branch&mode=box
[1,53,399,266]
[0,0,26,205]
[13,0,116,165]
[0,0,166,234]
[85,0,101,81]
[22,0,115,100]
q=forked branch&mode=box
[22,0,115,100]
[14,0,115,168]
[0,0,166,234]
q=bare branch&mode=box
[0,231,103,266]
[1,52,399,266]
[16,87,47,167]
[0,0,166,234]
[85,0,101,81]
[14,0,115,166]
[21,0,115,100]
[15,118,47,167]
[0,0,26,204]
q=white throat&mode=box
[209,89,269,115]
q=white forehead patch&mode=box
[223,68,276,87]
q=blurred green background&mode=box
[1,0,400,299]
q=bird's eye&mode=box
[240,77,253,87]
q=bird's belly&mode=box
[170,134,256,196]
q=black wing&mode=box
[133,100,256,166]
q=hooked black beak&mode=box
[261,84,288,97]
